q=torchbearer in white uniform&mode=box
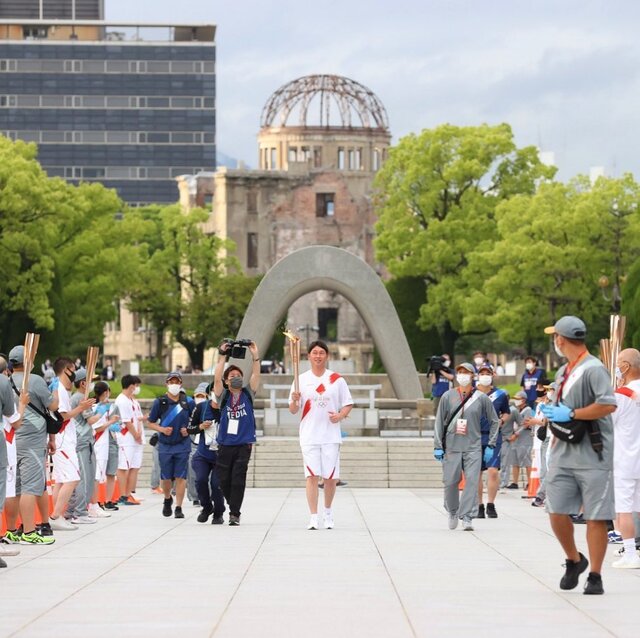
[289,340,353,531]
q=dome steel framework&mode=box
[260,74,389,131]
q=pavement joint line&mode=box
[350,489,418,638]
[209,488,292,638]
[6,501,189,638]
[465,523,618,638]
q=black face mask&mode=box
[535,389,545,398]
[65,370,76,383]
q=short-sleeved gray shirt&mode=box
[550,354,616,470]
[434,388,500,452]
[501,406,518,439]
[0,375,16,418]
[513,406,534,451]
[71,391,94,448]
[10,372,52,449]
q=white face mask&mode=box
[473,357,484,366]
[443,359,451,367]
[456,373,472,387]
[167,384,181,396]
[478,374,492,386]
[554,339,565,358]
[525,362,535,371]
[194,396,206,404]
[546,391,555,400]
[209,393,216,402]
[133,386,141,396]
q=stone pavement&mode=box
[1,488,638,638]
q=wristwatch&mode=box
[569,409,576,419]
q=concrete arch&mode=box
[235,246,422,400]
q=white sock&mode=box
[623,538,636,558]
[324,507,332,517]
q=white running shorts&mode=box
[301,443,340,479]
[52,448,80,484]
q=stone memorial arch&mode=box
[235,246,423,400]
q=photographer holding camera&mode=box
[213,338,260,526]
[429,354,454,414]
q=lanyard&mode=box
[456,388,472,417]
[558,350,588,400]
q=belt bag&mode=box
[549,419,588,443]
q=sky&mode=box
[106,0,640,180]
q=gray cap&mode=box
[513,390,528,402]
[8,345,24,365]
[194,382,209,396]
[75,369,87,382]
[165,370,183,382]
[544,315,586,339]
[455,362,475,374]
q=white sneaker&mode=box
[0,539,20,557]
[307,515,318,530]
[448,513,459,530]
[49,517,78,531]
[71,516,97,525]
[324,512,334,529]
[612,555,640,569]
[462,518,474,532]
[88,504,111,518]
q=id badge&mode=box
[227,418,239,436]
[455,418,468,435]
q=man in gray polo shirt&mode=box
[541,316,617,595]
[434,362,500,531]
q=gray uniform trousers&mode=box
[442,447,482,520]
[536,438,549,499]
[150,444,160,489]
[499,441,512,488]
[187,445,198,501]
[67,444,96,519]
[0,431,6,513]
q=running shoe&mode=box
[583,572,604,595]
[162,497,173,517]
[612,555,640,569]
[486,503,498,518]
[608,531,623,544]
[2,530,22,544]
[560,552,588,590]
[71,516,97,525]
[49,517,78,531]
[0,539,20,556]
[104,501,120,511]
[20,531,55,545]
[212,515,224,525]
[174,506,184,519]
[197,507,213,523]
[37,523,53,537]
[477,504,485,519]
[229,514,240,526]
[307,514,318,530]
[448,513,459,530]
[324,512,334,529]
[531,497,545,508]
[462,518,474,531]
[506,483,519,490]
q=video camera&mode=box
[427,355,452,376]
[219,338,253,359]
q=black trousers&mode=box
[215,444,252,516]
[191,452,225,517]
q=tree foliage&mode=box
[373,123,555,353]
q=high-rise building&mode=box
[0,0,215,204]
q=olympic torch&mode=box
[283,330,301,394]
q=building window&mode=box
[337,147,345,170]
[313,147,322,168]
[372,148,381,171]
[247,190,258,214]
[318,308,338,342]
[270,148,277,170]
[348,149,356,170]
[23,27,48,39]
[316,193,335,218]
[247,233,258,268]
[288,146,297,162]
[355,148,362,170]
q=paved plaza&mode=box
[1,487,638,638]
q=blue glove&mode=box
[541,402,572,423]
[433,448,444,462]
[483,446,494,465]
[109,422,121,432]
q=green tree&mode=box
[373,123,555,354]
[370,276,441,372]
[464,175,640,352]
[125,204,258,369]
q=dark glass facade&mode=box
[0,38,216,204]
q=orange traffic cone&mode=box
[523,448,540,499]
